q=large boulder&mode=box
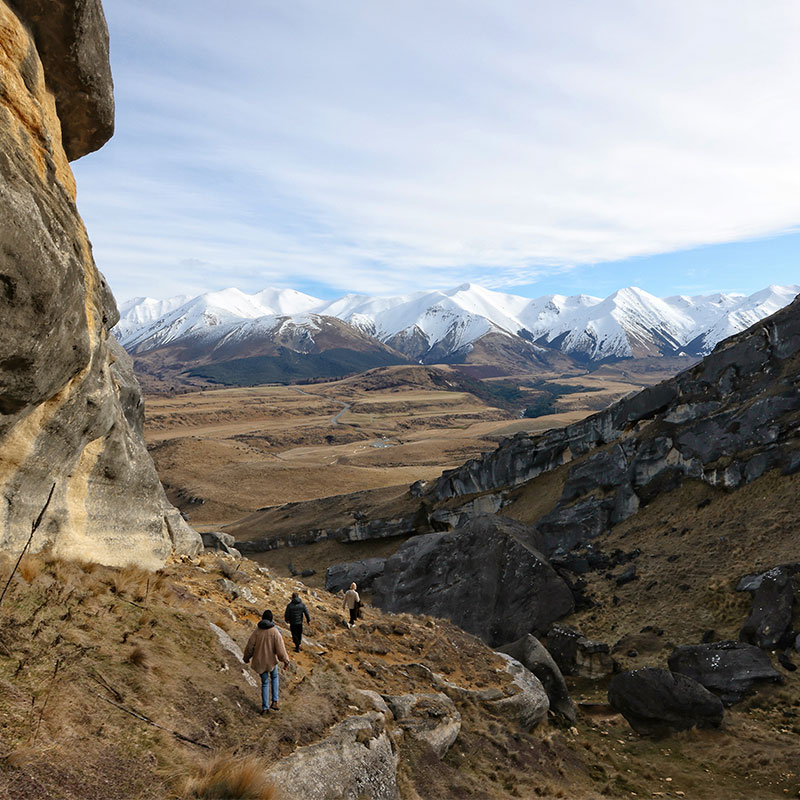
[325,558,386,593]
[493,654,550,730]
[0,0,201,567]
[266,712,398,800]
[382,693,461,758]
[545,624,616,679]
[609,668,724,737]
[497,634,576,722]
[668,641,783,706]
[739,567,796,650]
[371,515,574,647]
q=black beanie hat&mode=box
[261,609,273,621]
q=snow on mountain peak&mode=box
[115,283,799,364]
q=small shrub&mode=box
[176,753,276,799]
[128,646,149,669]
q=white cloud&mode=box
[76,0,800,301]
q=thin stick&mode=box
[0,483,56,607]
[85,687,211,749]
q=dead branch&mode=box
[84,687,211,749]
[0,483,56,608]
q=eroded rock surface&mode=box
[371,515,574,646]
[609,667,724,737]
[0,0,200,567]
[425,294,800,557]
[382,692,461,758]
[668,641,782,706]
[266,712,399,800]
[739,567,796,650]
[498,634,576,721]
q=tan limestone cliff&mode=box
[0,0,201,567]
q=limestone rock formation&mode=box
[371,515,574,647]
[325,557,386,593]
[493,654,551,730]
[609,667,724,737]
[382,692,461,759]
[497,634,576,722]
[0,0,201,567]
[738,566,796,650]
[668,641,783,706]
[545,624,616,679]
[265,711,399,800]
[425,294,800,557]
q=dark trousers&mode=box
[290,623,303,650]
[349,608,358,625]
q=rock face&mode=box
[8,0,114,160]
[0,0,201,567]
[545,624,616,679]
[497,634,576,722]
[739,567,796,650]
[424,293,800,557]
[608,667,724,737]
[371,515,574,647]
[325,557,386,593]
[382,692,461,758]
[266,712,399,800]
[493,653,551,730]
[668,641,783,706]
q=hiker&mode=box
[343,582,360,628]
[284,592,311,652]
[243,610,290,714]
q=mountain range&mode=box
[115,283,799,387]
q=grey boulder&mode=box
[325,558,387,593]
[382,692,461,758]
[371,515,574,647]
[609,667,724,737]
[545,624,616,679]
[739,567,796,650]
[497,634,576,722]
[668,641,783,705]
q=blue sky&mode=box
[73,1,800,303]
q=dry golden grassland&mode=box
[143,363,677,531]
[1,534,797,798]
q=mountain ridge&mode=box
[116,284,799,376]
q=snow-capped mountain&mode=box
[115,283,799,368]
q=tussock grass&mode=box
[128,645,149,669]
[174,753,277,799]
[17,554,44,584]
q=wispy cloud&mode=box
[75,0,800,302]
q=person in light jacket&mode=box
[284,592,311,652]
[243,610,290,714]
[342,582,360,628]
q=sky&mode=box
[72,0,800,304]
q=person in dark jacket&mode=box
[284,593,311,652]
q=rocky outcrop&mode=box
[371,516,574,647]
[201,531,241,557]
[0,0,201,567]
[739,567,796,650]
[325,557,386,593]
[425,294,800,556]
[545,624,616,679]
[493,654,551,730]
[668,641,783,706]
[609,668,724,737]
[497,634,576,722]
[8,0,114,159]
[382,692,461,758]
[266,712,399,800]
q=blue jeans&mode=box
[260,666,279,711]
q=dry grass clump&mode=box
[16,554,44,584]
[174,753,277,799]
[127,645,149,669]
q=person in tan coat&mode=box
[343,582,360,628]
[243,609,290,714]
